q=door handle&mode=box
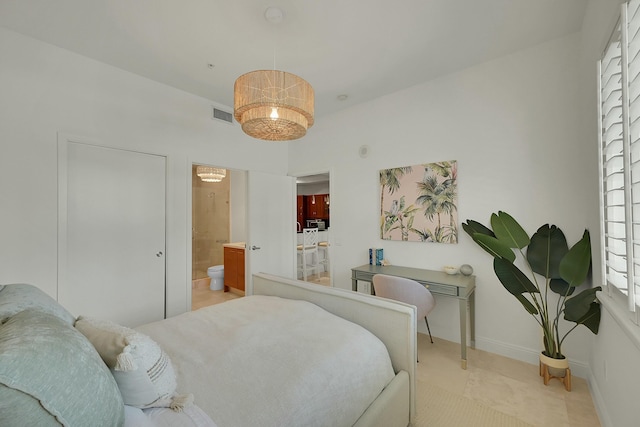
[156,251,163,257]
[251,245,261,250]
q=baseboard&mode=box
[587,370,611,427]
[474,336,590,379]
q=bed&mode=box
[0,273,416,427]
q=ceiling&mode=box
[296,173,329,185]
[0,0,588,118]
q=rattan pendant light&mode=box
[234,7,314,141]
[233,70,314,141]
[233,69,314,141]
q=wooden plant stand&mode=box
[539,353,571,391]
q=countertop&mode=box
[223,242,245,249]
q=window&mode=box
[598,0,640,316]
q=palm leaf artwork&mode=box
[463,212,601,359]
[380,161,458,242]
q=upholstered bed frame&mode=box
[252,273,417,427]
[0,275,416,427]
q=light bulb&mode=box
[270,107,279,120]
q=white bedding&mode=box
[124,405,218,427]
[136,295,395,427]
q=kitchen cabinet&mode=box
[320,194,330,219]
[297,195,305,230]
[223,245,245,292]
[305,194,329,220]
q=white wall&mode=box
[289,32,594,374]
[0,27,288,317]
[289,1,640,424]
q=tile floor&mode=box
[191,278,241,310]
[190,272,329,311]
[416,334,601,427]
[299,271,331,286]
[191,280,601,426]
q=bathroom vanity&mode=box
[223,243,245,293]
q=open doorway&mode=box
[188,167,295,308]
[295,172,332,286]
[190,164,243,310]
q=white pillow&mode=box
[124,405,155,427]
[75,316,191,410]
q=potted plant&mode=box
[462,211,601,389]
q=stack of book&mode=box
[368,248,384,266]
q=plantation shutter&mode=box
[628,0,640,309]
[598,0,640,312]
[599,17,624,293]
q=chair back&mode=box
[302,228,319,249]
[372,274,435,319]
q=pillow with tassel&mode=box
[75,315,193,412]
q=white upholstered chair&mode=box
[372,274,436,344]
[296,228,320,281]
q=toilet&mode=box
[207,265,224,291]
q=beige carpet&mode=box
[414,380,535,427]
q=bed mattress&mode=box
[136,295,395,427]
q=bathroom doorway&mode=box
[295,171,332,286]
[189,166,295,307]
[191,164,239,310]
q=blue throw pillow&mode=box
[0,309,124,426]
[0,283,75,325]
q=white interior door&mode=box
[58,138,166,327]
[246,171,295,294]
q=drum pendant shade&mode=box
[234,70,314,141]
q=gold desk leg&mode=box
[461,359,467,370]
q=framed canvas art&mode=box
[380,160,458,243]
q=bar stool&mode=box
[318,241,330,274]
[297,228,320,281]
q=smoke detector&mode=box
[264,7,284,24]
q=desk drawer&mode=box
[422,281,458,296]
[353,271,374,281]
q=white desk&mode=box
[351,264,476,369]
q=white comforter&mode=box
[137,295,395,427]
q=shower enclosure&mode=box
[192,165,230,280]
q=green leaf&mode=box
[564,286,602,322]
[549,278,575,296]
[491,211,530,249]
[560,230,592,286]
[494,257,539,295]
[569,302,601,334]
[462,220,495,239]
[515,294,539,315]
[527,225,568,279]
[473,234,516,262]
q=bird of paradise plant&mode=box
[463,211,601,359]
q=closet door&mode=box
[58,137,166,327]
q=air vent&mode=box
[212,107,233,124]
